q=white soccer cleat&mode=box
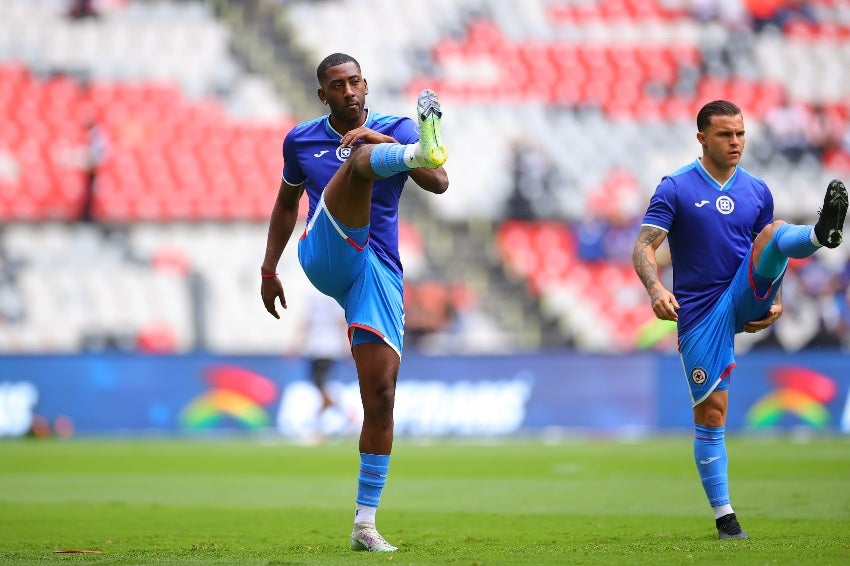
[349,522,398,552]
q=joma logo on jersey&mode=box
[716,195,734,215]
[336,146,351,161]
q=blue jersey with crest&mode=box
[281,110,419,275]
[641,159,774,333]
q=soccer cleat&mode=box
[814,179,848,248]
[716,513,749,540]
[416,89,448,168]
[349,523,398,552]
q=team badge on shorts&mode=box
[691,367,708,385]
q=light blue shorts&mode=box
[297,197,404,358]
[678,247,784,406]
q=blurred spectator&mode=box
[691,0,751,29]
[745,0,816,33]
[298,290,351,425]
[764,95,817,163]
[409,281,511,354]
[578,169,642,263]
[504,139,558,220]
[67,0,99,20]
[404,280,456,348]
[79,119,108,222]
[807,104,845,162]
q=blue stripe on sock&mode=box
[694,424,730,507]
[356,453,390,507]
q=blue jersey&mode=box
[641,159,774,333]
[281,110,419,275]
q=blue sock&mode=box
[694,424,730,507]
[774,223,818,259]
[369,143,411,178]
[752,237,787,296]
[356,453,390,507]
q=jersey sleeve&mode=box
[641,176,677,231]
[753,181,774,235]
[281,131,306,186]
[390,117,418,145]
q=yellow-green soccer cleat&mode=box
[349,523,398,552]
[416,88,448,168]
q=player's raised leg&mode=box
[750,179,848,290]
[368,88,447,178]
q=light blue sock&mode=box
[774,223,819,259]
[694,424,730,507]
[356,453,390,507]
[369,143,411,178]
[753,236,789,296]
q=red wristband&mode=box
[261,272,278,279]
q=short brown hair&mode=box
[696,100,742,132]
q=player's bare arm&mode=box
[261,180,305,319]
[633,225,680,321]
[339,126,395,147]
[409,166,448,195]
[742,285,783,333]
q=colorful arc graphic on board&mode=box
[180,365,278,428]
[746,366,836,428]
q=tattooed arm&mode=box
[632,225,680,322]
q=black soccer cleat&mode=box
[814,179,848,249]
[716,513,749,540]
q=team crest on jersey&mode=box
[691,367,708,385]
[715,195,734,215]
[336,146,351,161]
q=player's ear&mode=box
[364,79,368,95]
[696,132,706,147]
[317,88,326,105]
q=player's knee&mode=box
[702,410,725,428]
[694,396,727,427]
[758,220,786,238]
[363,383,395,415]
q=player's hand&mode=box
[339,126,395,147]
[742,303,782,333]
[650,285,679,322]
[261,275,286,319]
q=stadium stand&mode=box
[1,0,850,354]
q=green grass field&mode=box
[1,435,849,565]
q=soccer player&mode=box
[260,53,448,552]
[632,99,847,540]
